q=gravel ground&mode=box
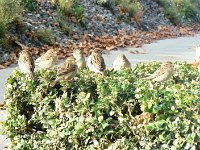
[1,0,173,63]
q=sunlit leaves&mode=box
[4,62,200,149]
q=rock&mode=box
[139,0,171,30]
[36,14,40,18]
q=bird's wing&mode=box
[91,54,106,71]
[57,62,77,77]
[35,52,53,63]
[146,66,165,79]
[125,58,131,67]
[19,51,35,72]
[29,52,35,72]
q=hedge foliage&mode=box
[4,62,200,149]
[0,0,22,38]
[156,0,200,24]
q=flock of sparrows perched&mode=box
[17,43,200,86]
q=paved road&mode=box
[0,34,199,148]
[103,34,200,66]
[0,65,16,104]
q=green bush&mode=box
[156,0,199,24]
[0,0,23,38]
[55,0,85,26]
[21,0,37,11]
[0,22,8,39]
[55,0,74,15]
[57,18,73,35]
[0,35,18,49]
[113,0,143,24]
[4,62,200,149]
[116,0,143,17]
[34,29,55,45]
[72,5,85,26]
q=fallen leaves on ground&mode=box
[0,25,199,69]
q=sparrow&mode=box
[145,61,174,82]
[113,54,131,71]
[50,56,77,87]
[72,49,86,69]
[191,61,200,72]
[195,45,200,61]
[35,49,58,69]
[87,50,106,75]
[18,50,35,80]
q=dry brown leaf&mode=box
[53,22,59,27]
[0,64,5,69]
[97,14,105,23]
[105,46,115,51]
[118,6,126,15]
[73,35,79,40]
[134,112,154,125]
[71,16,78,23]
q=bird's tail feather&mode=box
[15,41,29,50]
[50,80,58,88]
[29,72,36,81]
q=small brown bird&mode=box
[50,56,78,87]
[145,61,174,82]
[195,45,200,61]
[87,50,106,74]
[191,61,200,72]
[113,54,131,71]
[18,50,35,80]
[72,49,86,69]
[35,49,58,69]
